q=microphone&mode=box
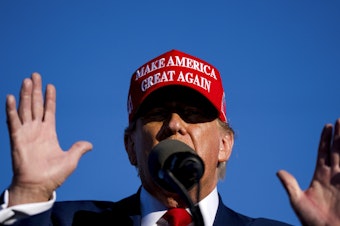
[148,139,205,192]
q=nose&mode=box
[157,113,187,140]
[167,113,187,135]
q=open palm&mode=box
[6,73,92,206]
[278,119,340,226]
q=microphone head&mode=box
[148,139,205,192]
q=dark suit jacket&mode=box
[1,191,291,226]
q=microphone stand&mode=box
[164,169,204,226]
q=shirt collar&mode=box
[140,187,219,226]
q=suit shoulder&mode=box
[252,218,292,226]
[53,200,116,212]
[51,193,140,226]
[53,192,139,213]
[225,207,291,225]
[215,199,292,226]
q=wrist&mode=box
[8,184,53,207]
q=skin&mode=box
[4,73,340,225]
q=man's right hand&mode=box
[6,73,92,206]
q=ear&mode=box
[218,130,234,163]
[124,133,137,166]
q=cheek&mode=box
[133,123,161,164]
[192,128,221,190]
[192,126,221,167]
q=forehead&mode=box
[137,86,217,114]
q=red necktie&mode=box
[162,208,192,226]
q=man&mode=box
[0,49,339,225]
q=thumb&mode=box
[67,141,93,167]
[277,170,303,204]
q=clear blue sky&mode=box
[1,1,339,225]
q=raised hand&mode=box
[277,119,340,226]
[6,73,93,206]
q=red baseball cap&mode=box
[127,49,227,122]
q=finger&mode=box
[6,95,21,133]
[18,78,33,123]
[43,84,56,125]
[317,124,333,167]
[31,73,44,120]
[66,141,93,170]
[277,170,303,204]
[331,118,340,168]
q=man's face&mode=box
[125,87,233,206]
